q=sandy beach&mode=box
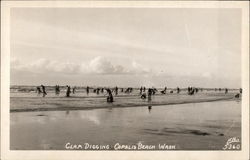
[10,88,241,150]
[10,88,239,112]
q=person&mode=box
[66,85,71,97]
[152,88,157,95]
[148,106,152,113]
[141,92,147,99]
[105,88,114,102]
[239,88,242,94]
[41,85,47,97]
[235,93,240,98]
[148,88,152,102]
[57,85,60,94]
[160,87,167,94]
[36,86,42,95]
[55,85,60,95]
[97,88,100,95]
[188,88,195,95]
[55,85,57,95]
[225,88,228,94]
[115,86,118,96]
[139,87,143,95]
[195,88,198,93]
[72,87,76,94]
[125,88,129,93]
[143,87,146,92]
[86,86,89,95]
[177,87,180,94]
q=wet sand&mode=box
[10,91,238,112]
[10,100,241,150]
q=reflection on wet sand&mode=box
[10,100,241,150]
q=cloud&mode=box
[84,56,128,74]
[11,58,80,74]
[11,56,151,75]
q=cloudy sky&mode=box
[10,8,241,88]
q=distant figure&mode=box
[120,88,124,92]
[115,86,118,96]
[195,88,199,93]
[101,88,104,93]
[55,85,57,94]
[86,86,89,95]
[96,88,100,95]
[177,87,180,94]
[219,88,221,91]
[143,87,146,92]
[36,86,42,95]
[125,88,130,93]
[72,87,76,94]
[55,85,60,95]
[225,88,228,94]
[160,87,167,94]
[41,85,47,97]
[148,88,153,102]
[148,106,152,113]
[153,88,157,95]
[239,88,242,94]
[141,92,147,99]
[129,87,133,93]
[66,85,71,97]
[105,88,114,103]
[235,93,240,98]
[170,90,173,94]
[187,86,195,95]
[139,87,143,95]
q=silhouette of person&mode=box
[86,86,89,95]
[36,86,42,95]
[66,85,71,97]
[105,88,114,103]
[41,85,47,97]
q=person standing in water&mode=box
[57,85,60,95]
[139,87,143,95]
[66,85,71,97]
[86,86,89,95]
[225,88,228,94]
[41,85,47,97]
[177,87,180,94]
[36,86,42,95]
[115,86,118,96]
[105,88,114,102]
[148,88,152,102]
[72,86,76,94]
[55,85,60,95]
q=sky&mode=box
[10,8,241,88]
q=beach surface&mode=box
[10,88,241,150]
[10,100,241,150]
[10,89,239,112]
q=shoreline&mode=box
[10,96,238,113]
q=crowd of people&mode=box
[36,85,242,103]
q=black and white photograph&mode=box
[1,1,249,160]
